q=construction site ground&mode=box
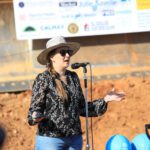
[0,71,150,150]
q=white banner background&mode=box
[13,0,150,40]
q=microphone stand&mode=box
[83,66,90,150]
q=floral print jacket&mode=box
[27,70,107,137]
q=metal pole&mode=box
[83,67,90,150]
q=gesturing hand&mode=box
[104,88,126,102]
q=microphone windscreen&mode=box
[71,63,80,69]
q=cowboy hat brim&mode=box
[37,42,80,65]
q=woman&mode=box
[27,36,125,150]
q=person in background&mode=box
[27,36,125,150]
[0,126,6,149]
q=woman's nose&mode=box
[65,53,70,57]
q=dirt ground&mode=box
[0,75,150,150]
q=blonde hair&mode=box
[47,59,68,101]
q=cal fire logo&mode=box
[68,23,79,34]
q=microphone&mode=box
[71,62,89,69]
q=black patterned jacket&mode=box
[27,70,107,137]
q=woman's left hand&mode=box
[104,89,126,102]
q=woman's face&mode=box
[50,46,73,69]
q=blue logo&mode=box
[18,2,25,8]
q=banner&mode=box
[13,0,150,40]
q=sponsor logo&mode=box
[84,23,90,31]
[68,23,79,34]
[24,26,36,32]
[40,25,64,31]
[18,2,25,8]
[59,1,77,7]
[19,15,26,21]
[84,21,115,31]
[79,1,117,9]
[102,10,115,16]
